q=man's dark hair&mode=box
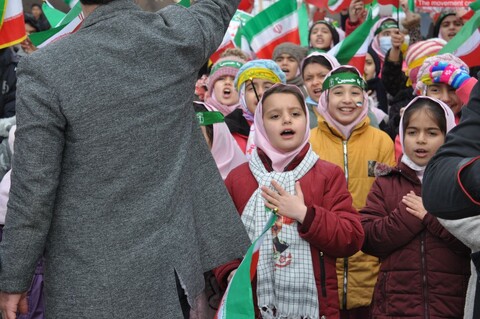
[80,0,117,4]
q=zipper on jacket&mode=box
[420,233,429,318]
[342,140,349,309]
[319,251,327,297]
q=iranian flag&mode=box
[210,10,252,64]
[215,213,277,319]
[43,0,67,28]
[328,7,379,71]
[438,4,480,67]
[233,0,308,59]
[327,0,352,13]
[0,0,26,49]
[29,1,84,48]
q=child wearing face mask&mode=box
[310,65,396,319]
[361,96,471,319]
[224,59,286,156]
[215,84,364,319]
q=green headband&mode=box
[196,111,224,126]
[374,21,398,36]
[322,72,366,91]
[210,60,244,75]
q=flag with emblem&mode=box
[328,7,379,71]
[233,0,308,59]
[210,10,252,63]
[0,0,26,49]
[29,1,84,48]
[438,0,480,67]
[214,213,277,319]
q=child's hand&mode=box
[402,191,427,220]
[261,180,307,224]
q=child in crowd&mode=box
[215,84,364,319]
[433,11,464,42]
[204,56,246,116]
[370,18,402,67]
[310,65,395,319]
[193,102,247,180]
[364,48,389,130]
[301,52,340,128]
[308,20,340,52]
[272,42,308,93]
[224,59,286,155]
[361,96,471,318]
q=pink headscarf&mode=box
[253,84,311,172]
[196,102,247,179]
[399,96,456,180]
[316,65,369,139]
[370,17,398,63]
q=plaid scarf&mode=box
[242,147,320,319]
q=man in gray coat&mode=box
[0,0,250,318]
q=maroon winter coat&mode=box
[361,162,471,319]
[214,145,364,319]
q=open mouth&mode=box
[414,149,428,157]
[448,32,456,38]
[282,68,290,75]
[313,88,322,95]
[223,88,232,98]
[281,129,295,136]
[339,107,355,113]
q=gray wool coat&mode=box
[0,0,251,318]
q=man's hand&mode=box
[0,292,28,319]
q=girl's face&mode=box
[262,92,307,152]
[309,24,333,50]
[327,84,364,125]
[439,15,463,41]
[275,54,299,82]
[245,78,275,115]
[426,83,462,115]
[303,63,330,103]
[213,75,239,106]
[364,53,376,81]
[403,108,445,167]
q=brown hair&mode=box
[261,84,306,114]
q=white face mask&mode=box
[404,35,410,46]
[379,36,392,55]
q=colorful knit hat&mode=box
[404,38,446,87]
[234,59,287,91]
[207,56,246,92]
[272,42,308,65]
[415,53,469,95]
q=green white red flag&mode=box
[233,0,308,59]
[29,1,84,48]
[214,212,277,319]
[0,0,26,49]
[327,0,352,13]
[438,1,480,67]
[328,7,379,71]
[210,10,252,64]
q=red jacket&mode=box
[214,145,364,319]
[361,162,471,318]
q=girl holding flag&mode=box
[215,83,364,319]
[309,65,395,319]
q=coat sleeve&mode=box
[298,165,364,258]
[0,57,66,293]
[422,213,471,256]
[423,78,480,219]
[170,0,241,63]
[361,179,425,259]
[437,216,480,252]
